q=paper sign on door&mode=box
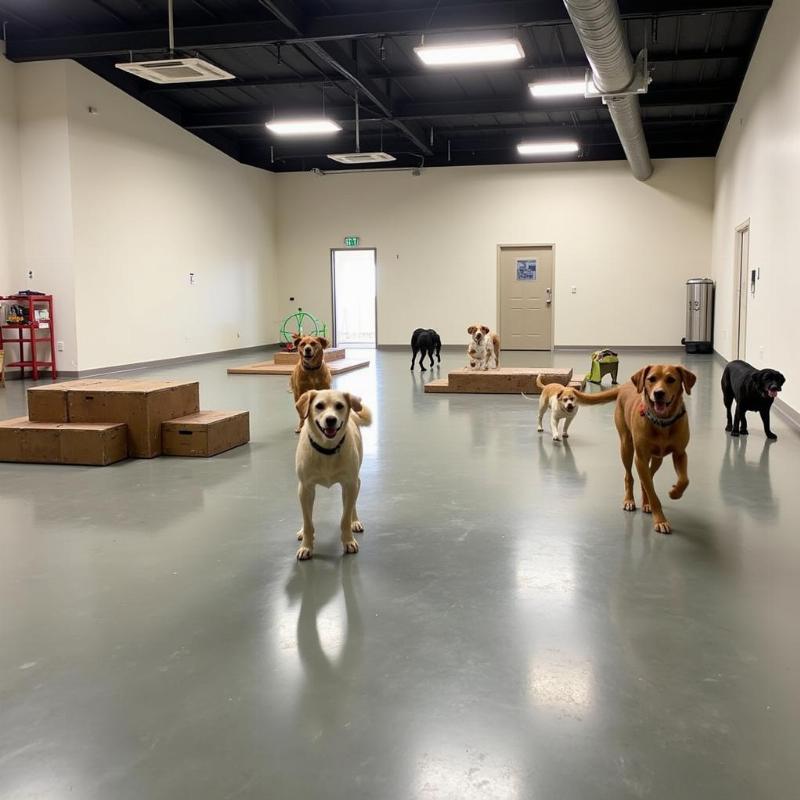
[516,259,537,281]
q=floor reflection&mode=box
[718,436,777,521]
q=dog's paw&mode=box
[740,429,749,436]
[725,424,732,431]
[731,430,739,437]
[342,539,359,555]
[296,546,314,560]
[351,520,364,533]
[642,502,652,514]
[537,426,544,433]
[562,432,569,438]
[552,435,561,442]
[767,432,778,440]
[669,484,687,500]
[653,519,672,534]
[622,500,636,512]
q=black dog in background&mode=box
[721,359,786,439]
[410,328,442,371]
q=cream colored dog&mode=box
[294,389,372,560]
[533,375,579,442]
[467,324,500,370]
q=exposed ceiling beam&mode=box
[5,2,771,62]
[141,47,749,94]
[255,0,433,156]
[183,84,740,130]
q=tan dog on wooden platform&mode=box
[534,374,579,442]
[294,389,372,560]
[574,364,696,534]
[290,335,331,433]
[467,324,500,370]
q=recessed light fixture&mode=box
[265,119,342,136]
[529,79,586,98]
[517,141,580,156]
[414,39,524,67]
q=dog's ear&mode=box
[677,366,697,395]
[292,334,303,346]
[555,387,565,398]
[295,390,316,420]
[345,393,363,413]
[480,325,490,334]
[467,325,477,335]
[631,366,651,393]
[315,336,329,349]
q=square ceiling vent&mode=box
[327,152,396,165]
[115,58,235,84]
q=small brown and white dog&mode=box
[534,375,579,442]
[294,389,372,560]
[290,335,331,432]
[467,324,500,370]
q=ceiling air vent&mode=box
[115,58,235,84]
[327,152,397,165]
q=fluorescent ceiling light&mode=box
[414,39,524,66]
[529,79,586,98]
[265,119,341,135]
[517,141,580,156]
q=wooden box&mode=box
[162,410,249,457]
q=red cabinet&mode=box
[0,294,57,380]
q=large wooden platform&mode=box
[227,356,369,376]
[424,367,574,394]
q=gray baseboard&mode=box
[555,345,685,352]
[4,343,279,381]
[378,344,463,351]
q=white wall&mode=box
[16,61,79,370]
[711,0,799,412]
[63,62,278,371]
[0,49,22,293]
[276,158,714,348]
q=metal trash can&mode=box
[682,278,714,354]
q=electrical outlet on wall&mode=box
[571,285,577,294]
[57,341,64,352]
[189,272,197,286]
[26,269,33,281]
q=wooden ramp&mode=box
[424,367,574,394]
[228,356,369,376]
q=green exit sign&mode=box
[344,236,360,247]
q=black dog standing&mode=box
[410,328,442,371]
[721,359,786,439]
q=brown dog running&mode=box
[290,335,331,432]
[574,364,697,534]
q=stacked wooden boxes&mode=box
[0,379,249,466]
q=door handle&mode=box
[545,288,552,304]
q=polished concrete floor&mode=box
[1,348,798,800]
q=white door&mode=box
[498,245,554,350]
[332,249,376,347]
[733,225,749,360]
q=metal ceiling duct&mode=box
[562,0,653,181]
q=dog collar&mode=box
[301,360,322,371]
[639,403,687,427]
[308,433,345,456]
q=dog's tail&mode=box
[536,373,561,390]
[573,386,621,405]
[353,404,373,427]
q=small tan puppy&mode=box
[294,389,372,560]
[290,335,331,433]
[535,375,579,441]
[467,324,500,370]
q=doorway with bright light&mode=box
[331,248,377,348]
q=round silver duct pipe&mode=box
[562,0,653,181]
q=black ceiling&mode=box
[0,1,772,172]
